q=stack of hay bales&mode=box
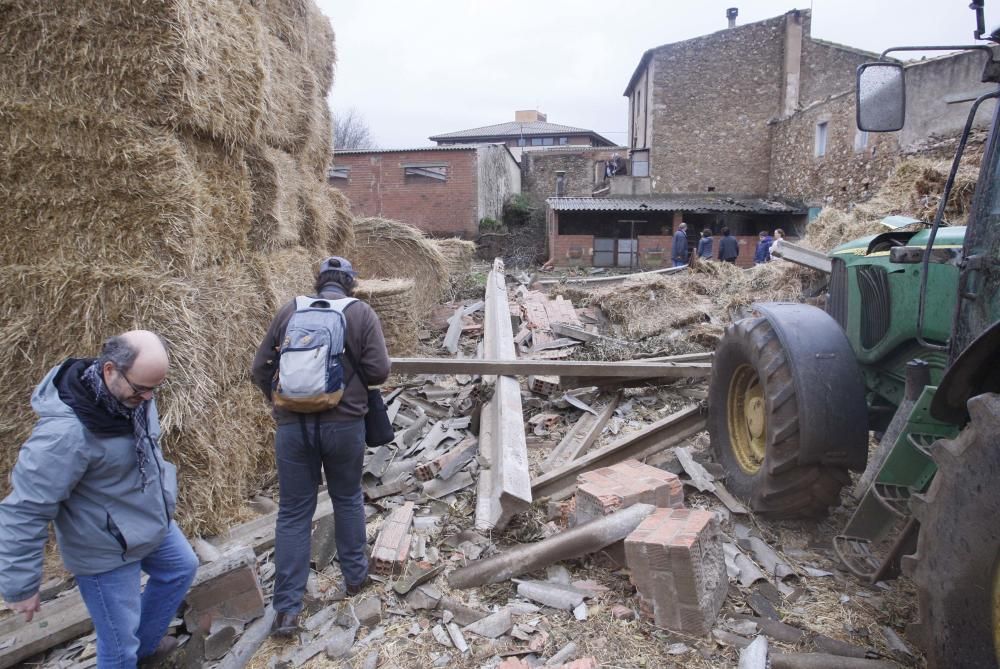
[0,0,351,534]
[351,217,449,314]
[354,279,419,356]
[434,238,478,277]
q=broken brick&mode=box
[574,459,684,526]
[625,507,727,636]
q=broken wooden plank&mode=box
[390,358,712,378]
[550,322,619,344]
[541,391,622,473]
[476,259,532,532]
[530,405,706,501]
[770,241,832,274]
[449,504,657,589]
[207,494,333,553]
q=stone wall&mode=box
[770,92,899,208]
[476,144,521,224]
[522,146,628,202]
[647,14,788,194]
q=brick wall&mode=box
[330,149,479,237]
[549,233,594,267]
[769,92,899,209]
[637,234,670,268]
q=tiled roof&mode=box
[335,144,487,155]
[430,121,613,145]
[547,195,803,214]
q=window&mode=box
[517,137,526,146]
[631,149,649,177]
[328,166,350,181]
[854,129,869,153]
[559,137,568,145]
[531,137,555,146]
[815,121,829,157]
[403,164,448,182]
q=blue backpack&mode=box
[273,296,356,412]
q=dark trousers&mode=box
[273,418,368,614]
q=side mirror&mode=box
[856,62,905,132]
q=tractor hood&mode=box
[828,225,966,258]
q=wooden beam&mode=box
[549,322,623,344]
[390,358,711,378]
[540,391,622,473]
[0,597,92,669]
[771,241,832,274]
[531,405,706,500]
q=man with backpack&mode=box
[251,257,391,637]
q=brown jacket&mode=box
[251,288,391,424]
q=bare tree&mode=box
[332,107,377,150]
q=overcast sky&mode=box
[315,1,998,149]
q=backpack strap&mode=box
[339,300,368,391]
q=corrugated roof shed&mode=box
[546,196,803,214]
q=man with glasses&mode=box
[0,330,198,668]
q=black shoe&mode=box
[346,577,371,597]
[271,612,300,637]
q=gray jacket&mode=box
[0,364,178,602]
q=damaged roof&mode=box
[547,195,804,214]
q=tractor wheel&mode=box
[904,393,1000,669]
[708,316,853,518]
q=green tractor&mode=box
[708,3,1000,666]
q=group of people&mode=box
[0,256,391,667]
[671,223,786,266]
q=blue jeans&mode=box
[273,418,368,615]
[75,523,198,668]
[673,259,687,267]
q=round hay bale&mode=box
[351,217,448,315]
[435,238,477,277]
[354,279,418,356]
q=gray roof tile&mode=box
[546,195,803,214]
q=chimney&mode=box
[726,7,738,28]
[515,109,547,123]
[781,10,803,116]
[555,171,566,197]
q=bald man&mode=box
[0,331,198,668]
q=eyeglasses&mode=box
[116,368,164,395]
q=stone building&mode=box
[546,8,998,268]
[329,144,520,238]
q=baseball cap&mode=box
[319,256,358,277]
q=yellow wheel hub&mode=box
[727,364,767,474]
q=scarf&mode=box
[79,360,153,490]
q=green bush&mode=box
[503,194,535,227]
[479,216,505,232]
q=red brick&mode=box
[574,459,684,526]
[625,508,727,636]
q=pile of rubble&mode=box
[0,260,917,669]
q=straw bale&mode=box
[0,99,260,270]
[166,381,274,535]
[0,0,265,147]
[852,157,979,225]
[305,1,337,94]
[298,70,335,179]
[326,186,357,253]
[351,217,449,315]
[435,238,478,277]
[247,146,306,252]
[0,261,275,534]
[254,246,318,312]
[354,279,419,356]
[258,27,311,152]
